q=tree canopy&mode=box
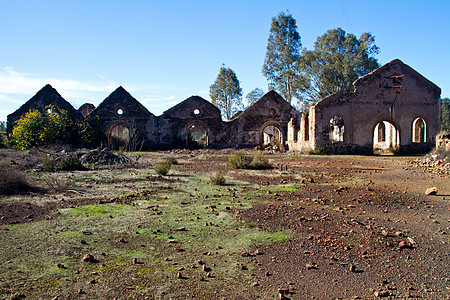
[209,66,243,120]
[262,11,305,104]
[298,28,380,102]
[245,88,264,107]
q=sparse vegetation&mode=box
[0,164,32,195]
[228,150,252,169]
[210,170,227,185]
[229,150,271,169]
[249,151,271,169]
[0,150,448,299]
[42,154,57,172]
[56,156,85,171]
[40,173,74,192]
[154,159,173,175]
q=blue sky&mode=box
[1,0,449,122]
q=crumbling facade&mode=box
[6,84,80,135]
[7,59,441,153]
[289,59,441,153]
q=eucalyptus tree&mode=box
[245,88,264,107]
[298,28,380,102]
[210,65,243,120]
[262,11,306,104]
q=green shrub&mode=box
[228,150,252,169]
[9,106,78,150]
[166,157,178,165]
[0,164,32,195]
[312,145,325,155]
[56,156,85,171]
[154,159,172,175]
[210,170,226,185]
[249,151,271,169]
[42,155,57,172]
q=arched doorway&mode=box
[373,121,399,153]
[412,118,426,143]
[261,124,282,146]
[186,124,208,148]
[108,123,130,149]
[329,116,345,143]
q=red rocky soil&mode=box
[234,156,449,299]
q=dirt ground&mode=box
[0,149,448,299]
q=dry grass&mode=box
[0,164,32,195]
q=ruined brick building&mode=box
[7,59,441,153]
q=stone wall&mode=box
[7,59,441,154]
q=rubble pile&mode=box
[410,149,450,176]
[80,148,131,165]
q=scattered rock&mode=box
[425,187,438,195]
[374,290,390,297]
[398,241,408,249]
[306,262,317,270]
[82,254,97,263]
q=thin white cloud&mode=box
[0,67,121,121]
[0,67,118,97]
[0,67,185,121]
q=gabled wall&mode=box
[157,96,224,148]
[228,90,301,148]
[309,59,441,152]
[89,86,156,148]
[7,84,79,135]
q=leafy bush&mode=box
[249,151,271,169]
[154,159,172,175]
[8,106,104,150]
[9,106,78,149]
[77,116,104,148]
[166,157,178,165]
[210,170,226,185]
[42,155,57,172]
[228,150,252,169]
[228,150,271,169]
[56,156,85,171]
[0,164,32,195]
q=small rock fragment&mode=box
[398,241,407,248]
[82,254,97,263]
[306,262,317,270]
[349,264,356,272]
[425,187,437,195]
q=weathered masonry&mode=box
[289,59,441,153]
[7,59,441,153]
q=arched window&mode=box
[262,124,282,146]
[108,123,130,149]
[329,116,344,142]
[373,121,399,153]
[187,124,208,148]
[412,118,426,143]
